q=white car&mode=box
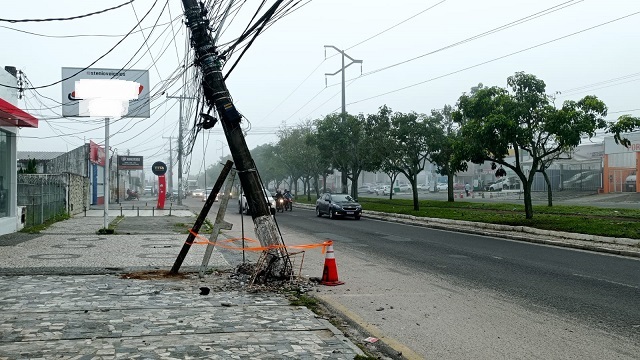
[192,188,205,197]
[436,183,448,191]
[239,187,276,215]
[376,185,394,196]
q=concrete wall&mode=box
[47,144,88,177]
[66,173,89,215]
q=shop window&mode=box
[0,130,10,217]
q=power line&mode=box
[0,18,180,38]
[0,0,160,90]
[345,10,640,107]
[0,0,135,23]
[340,0,584,83]
[288,0,584,118]
[346,0,447,51]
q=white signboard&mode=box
[604,133,640,154]
[61,67,150,118]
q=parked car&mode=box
[376,185,394,196]
[398,183,411,192]
[436,183,448,191]
[315,193,362,220]
[626,171,636,192]
[417,184,429,191]
[358,185,373,194]
[239,187,276,215]
[562,170,599,189]
[488,176,521,191]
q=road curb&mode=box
[294,204,640,258]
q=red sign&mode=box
[157,175,166,210]
[89,140,105,166]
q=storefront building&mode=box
[0,66,39,235]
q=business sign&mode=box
[152,161,167,176]
[89,140,105,166]
[117,156,143,170]
[61,67,150,118]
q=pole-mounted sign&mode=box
[152,161,168,209]
[117,156,144,170]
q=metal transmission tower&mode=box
[324,45,363,120]
[167,94,195,205]
[177,0,292,279]
[324,45,363,193]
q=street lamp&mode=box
[75,79,140,232]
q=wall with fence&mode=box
[17,174,66,227]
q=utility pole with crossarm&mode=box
[177,0,291,280]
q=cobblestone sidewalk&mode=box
[0,274,363,359]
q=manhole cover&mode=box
[68,237,107,242]
[52,244,95,249]
[29,253,81,260]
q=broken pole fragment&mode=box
[170,160,233,274]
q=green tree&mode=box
[367,106,401,200]
[453,72,608,219]
[429,105,468,202]
[315,113,382,198]
[388,110,441,210]
[252,144,286,189]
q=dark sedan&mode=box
[315,193,362,220]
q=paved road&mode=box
[275,206,640,333]
[184,194,640,359]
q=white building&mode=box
[0,66,39,235]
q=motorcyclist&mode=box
[274,189,284,212]
[283,189,293,211]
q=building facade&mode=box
[0,66,39,235]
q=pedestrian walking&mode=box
[465,182,471,197]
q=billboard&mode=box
[61,67,150,118]
[117,156,144,170]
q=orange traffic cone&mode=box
[321,241,344,286]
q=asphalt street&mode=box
[182,192,640,359]
[271,206,640,336]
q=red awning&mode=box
[0,97,38,128]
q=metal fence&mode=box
[17,174,67,227]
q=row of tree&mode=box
[202,72,639,219]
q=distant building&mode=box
[17,151,65,173]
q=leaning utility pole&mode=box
[179,0,291,279]
[167,94,195,205]
[324,45,363,193]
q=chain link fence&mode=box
[17,174,67,227]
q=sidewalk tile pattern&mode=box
[0,275,362,359]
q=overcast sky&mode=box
[3,0,639,182]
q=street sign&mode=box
[152,161,167,176]
[117,156,143,170]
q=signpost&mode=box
[152,161,167,209]
[117,156,143,202]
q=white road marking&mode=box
[572,273,639,289]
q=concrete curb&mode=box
[295,204,640,258]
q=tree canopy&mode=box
[454,72,608,219]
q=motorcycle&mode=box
[276,197,285,213]
[284,197,293,211]
[125,189,139,201]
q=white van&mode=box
[239,187,276,215]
